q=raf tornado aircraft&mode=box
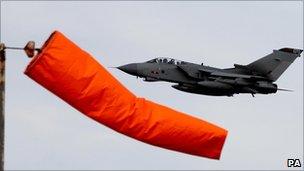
[117,48,302,97]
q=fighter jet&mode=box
[117,48,302,97]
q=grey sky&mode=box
[1,1,303,170]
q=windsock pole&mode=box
[0,42,37,171]
[0,43,5,171]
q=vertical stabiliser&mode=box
[247,48,302,81]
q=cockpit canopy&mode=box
[146,57,186,65]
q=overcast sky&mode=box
[1,1,303,170]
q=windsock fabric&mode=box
[24,31,228,159]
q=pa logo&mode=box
[287,159,302,167]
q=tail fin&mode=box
[246,48,302,81]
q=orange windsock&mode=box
[24,31,228,159]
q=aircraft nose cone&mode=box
[118,63,138,76]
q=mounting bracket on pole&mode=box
[0,41,40,58]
